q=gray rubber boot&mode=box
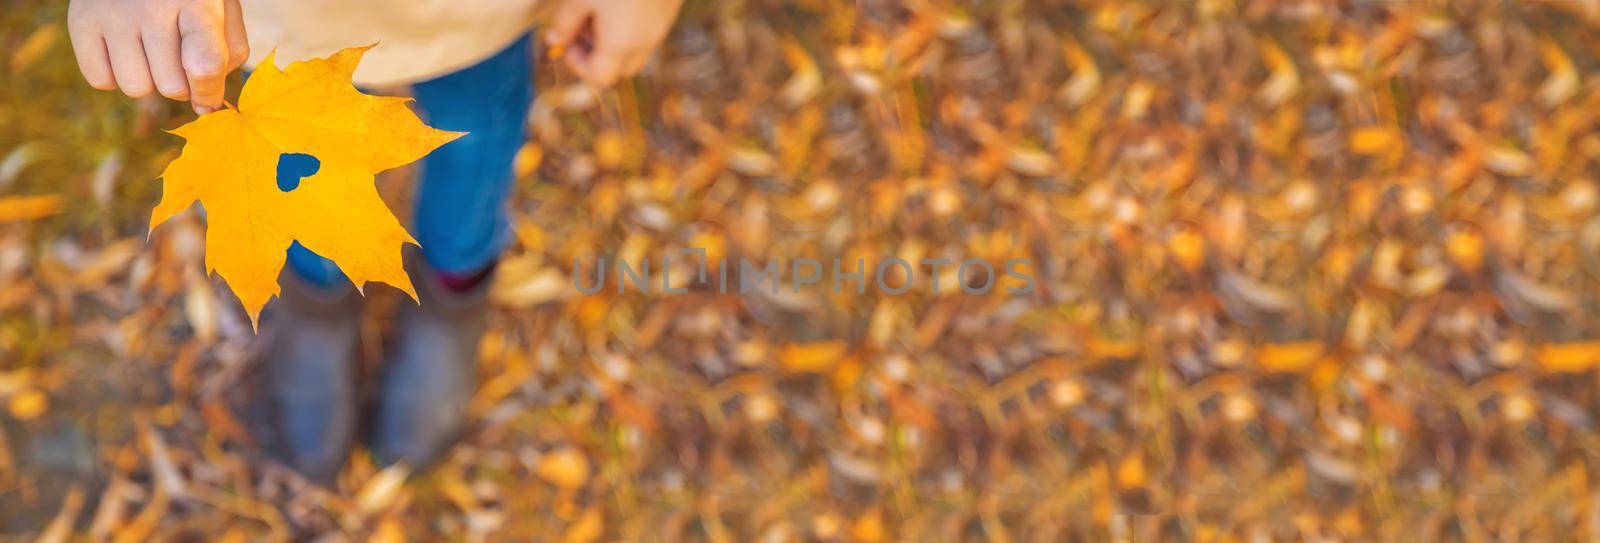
[368,259,489,468]
[259,272,361,485]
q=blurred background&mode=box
[5,0,1600,540]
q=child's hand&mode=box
[67,0,249,114]
[544,0,684,88]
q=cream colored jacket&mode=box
[241,0,539,87]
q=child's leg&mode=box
[283,34,533,287]
[410,33,534,279]
[368,35,534,467]
[285,241,343,286]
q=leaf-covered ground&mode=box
[5,0,1600,540]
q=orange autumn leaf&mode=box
[1536,341,1600,373]
[1087,335,1139,360]
[780,340,848,373]
[1115,453,1147,489]
[1257,341,1324,373]
[1167,228,1206,271]
[1349,126,1398,156]
[0,194,63,222]
[1445,229,1484,272]
[7,389,47,420]
[851,508,887,543]
[535,447,591,489]
[151,46,463,327]
[560,506,603,543]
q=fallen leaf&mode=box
[1349,126,1399,155]
[1006,146,1056,177]
[1116,454,1146,489]
[9,24,58,73]
[779,341,848,373]
[7,389,47,420]
[490,257,567,307]
[1167,229,1206,271]
[1257,341,1324,373]
[0,142,44,188]
[1445,229,1483,271]
[535,447,590,490]
[1536,341,1600,373]
[1087,335,1140,360]
[1256,38,1300,107]
[1485,146,1532,176]
[0,194,62,222]
[778,38,822,107]
[357,464,412,513]
[369,519,406,543]
[851,508,886,543]
[727,146,776,177]
[34,485,83,543]
[560,506,603,543]
[136,417,188,499]
[1536,38,1578,106]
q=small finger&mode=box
[68,27,116,90]
[142,23,189,100]
[620,49,651,79]
[545,0,591,50]
[571,47,624,88]
[105,31,155,98]
[223,0,249,69]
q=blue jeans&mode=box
[285,33,534,286]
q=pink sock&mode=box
[436,263,495,292]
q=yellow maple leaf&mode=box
[152,46,463,327]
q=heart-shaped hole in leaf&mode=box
[275,153,320,192]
